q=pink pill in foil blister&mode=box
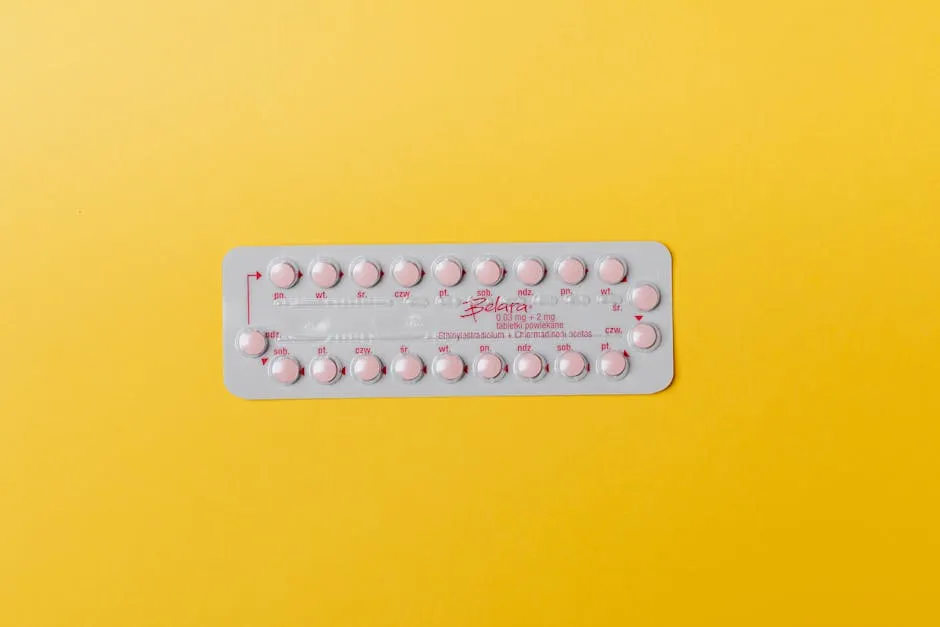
[309,259,340,289]
[394,353,425,383]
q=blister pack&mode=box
[223,242,673,399]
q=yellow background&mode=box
[2,1,938,625]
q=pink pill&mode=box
[597,256,627,284]
[630,323,659,350]
[433,257,464,287]
[270,356,301,385]
[394,353,425,382]
[474,353,505,381]
[392,258,423,288]
[599,350,629,378]
[351,259,381,288]
[310,356,340,385]
[352,354,384,383]
[556,257,587,285]
[434,353,465,383]
[557,351,587,379]
[236,329,267,357]
[514,352,544,380]
[473,258,504,286]
[309,260,340,288]
[269,260,299,289]
[631,284,660,311]
[515,257,546,286]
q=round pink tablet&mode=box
[473,258,504,286]
[630,323,659,350]
[434,353,465,383]
[309,259,340,288]
[236,329,267,357]
[351,259,381,288]
[352,354,384,383]
[270,356,301,385]
[597,256,627,284]
[394,353,424,383]
[515,257,546,286]
[392,258,423,288]
[631,284,660,311]
[556,257,587,285]
[514,352,544,380]
[269,260,299,289]
[310,356,340,385]
[557,351,587,379]
[599,350,628,378]
[433,257,464,287]
[474,353,504,381]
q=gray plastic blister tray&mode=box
[223,242,673,399]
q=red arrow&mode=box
[623,350,630,358]
[504,364,510,373]
[382,366,387,374]
[261,357,269,365]
[341,367,347,375]
[299,367,305,376]
[634,315,643,321]
[246,272,261,323]
[297,270,303,280]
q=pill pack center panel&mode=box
[222,242,673,399]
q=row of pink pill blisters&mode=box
[223,242,673,398]
[265,253,653,293]
[235,333,657,385]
